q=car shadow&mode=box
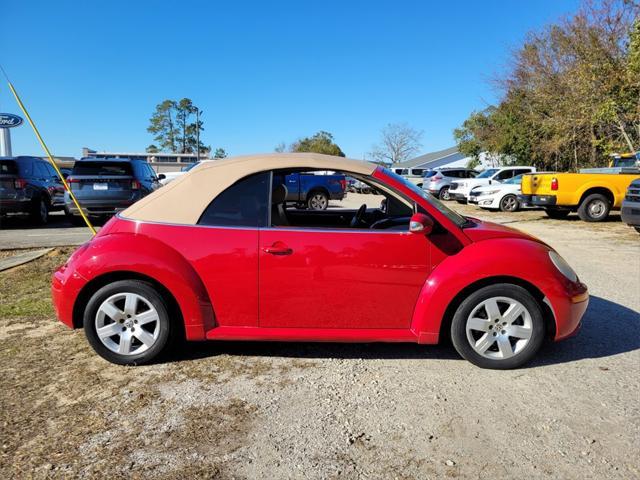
[169,295,639,367]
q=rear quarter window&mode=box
[0,160,18,174]
[73,161,133,176]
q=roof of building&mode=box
[121,153,376,224]
[395,146,462,169]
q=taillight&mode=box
[431,174,443,182]
[339,179,346,191]
[551,178,558,190]
[131,180,141,190]
[14,178,27,189]
[66,177,80,183]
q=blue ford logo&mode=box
[0,113,24,128]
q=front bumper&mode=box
[451,192,468,202]
[621,201,640,227]
[474,195,499,208]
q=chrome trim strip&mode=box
[116,213,411,235]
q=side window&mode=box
[34,162,49,178]
[468,170,478,178]
[18,159,33,177]
[495,169,515,180]
[198,172,270,227]
[145,164,157,180]
[514,168,532,176]
[45,163,58,177]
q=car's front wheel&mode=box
[83,280,174,365]
[450,284,545,369]
[499,194,519,212]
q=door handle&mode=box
[262,243,293,255]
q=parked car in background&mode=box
[276,171,347,210]
[0,156,65,224]
[469,174,530,212]
[52,153,588,370]
[449,166,536,204]
[620,178,640,232]
[65,158,163,223]
[424,168,478,200]
[390,167,429,187]
[519,170,640,222]
[158,160,210,185]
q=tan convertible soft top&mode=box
[121,152,377,224]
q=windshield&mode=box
[504,174,523,185]
[381,168,467,227]
[182,162,201,172]
[475,168,499,179]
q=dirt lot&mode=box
[1,197,639,479]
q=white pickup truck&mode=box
[448,166,536,203]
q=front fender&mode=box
[73,233,214,340]
[412,238,583,342]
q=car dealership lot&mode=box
[1,195,639,479]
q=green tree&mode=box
[146,144,159,153]
[290,131,345,156]
[454,0,639,172]
[147,98,208,154]
[213,148,227,158]
[147,100,178,152]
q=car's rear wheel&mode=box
[577,193,610,222]
[544,208,570,219]
[30,197,49,224]
[83,280,174,365]
[308,191,329,210]
[438,187,451,201]
[499,194,519,212]
[450,284,545,369]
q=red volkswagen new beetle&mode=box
[52,153,588,369]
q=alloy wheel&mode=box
[309,193,328,210]
[501,195,518,212]
[588,199,606,219]
[95,292,160,355]
[465,296,533,360]
[440,187,450,201]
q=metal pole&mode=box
[0,128,11,156]
[196,108,200,162]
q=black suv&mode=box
[0,156,65,224]
[65,158,164,222]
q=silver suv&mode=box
[422,168,478,200]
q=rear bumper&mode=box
[0,198,31,214]
[66,200,135,216]
[621,201,640,226]
[521,194,557,206]
[52,264,88,329]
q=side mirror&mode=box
[157,173,166,180]
[409,213,434,235]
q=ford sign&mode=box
[0,113,24,128]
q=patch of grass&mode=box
[0,248,74,319]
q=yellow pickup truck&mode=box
[519,171,640,222]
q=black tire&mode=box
[83,280,175,365]
[307,191,329,210]
[634,226,640,234]
[450,284,546,369]
[30,197,49,224]
[499,194,519,212]
[455,198,467,204]
[544,208,570,219]
[438,187,451,201]
[577,193,610,222]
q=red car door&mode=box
[259,229,431,329]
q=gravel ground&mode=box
[1,196,639,479]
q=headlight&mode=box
[483,190,500,195]
[549,251,577,282]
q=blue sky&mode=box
[2,0,580,159]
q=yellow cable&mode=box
[7,82,96,235]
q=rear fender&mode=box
[74,233,214,340]
[412,238,570,342]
